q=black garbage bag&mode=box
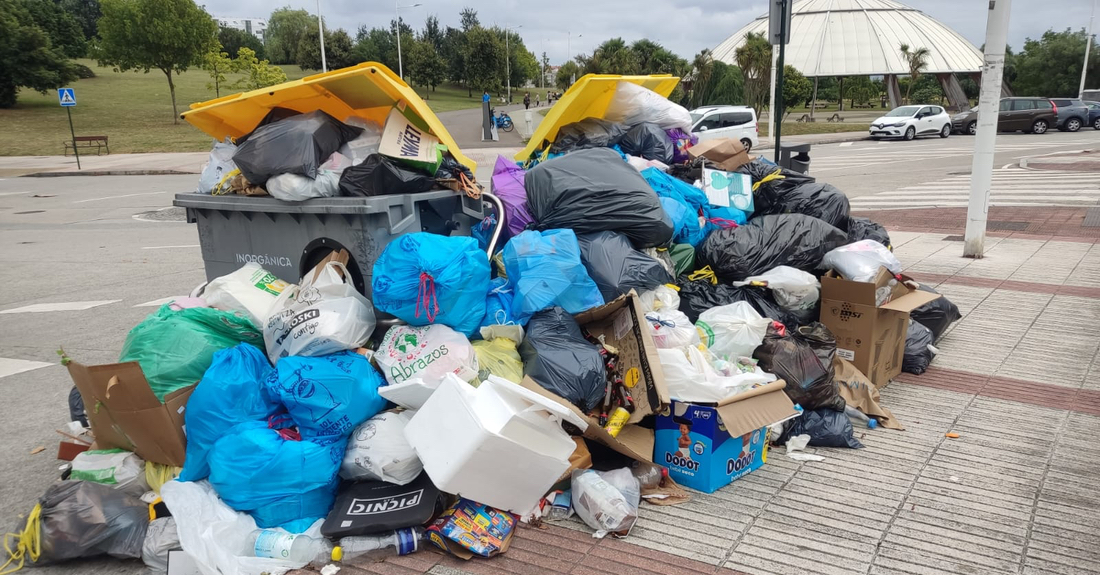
[847,216,892,248]
[525,147,674,248]
[27,481,149,565]
[753,322,844,411]
[755,182,851,229]
[338,154,435,197]
[233,110,362,185]
[735,159,816,212]
[550,118,627,154]
[910,284,961,341]
[519,307,607,411]
[435,156,474,181]
[779,408,864,448]
[903,320,936,375]
[618,122,674,164]
[677,276,804,327]
[578,231,673,302]
[696,214,849,281]
[236,107,301,145]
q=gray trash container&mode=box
[174,191,486,300]
[778,142,811,174]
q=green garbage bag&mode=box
[120,305,263,401]
[668,243,696,276]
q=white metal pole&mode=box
[1081,0,1097,98]
[963,0,1011,258]
[396,0,403,79]
[317,0,327,72]
[506,32,510,103]
[768,48,778,143]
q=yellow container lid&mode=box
[182,62,476,172]
[515,73,681,163]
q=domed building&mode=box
[711,0,986,111]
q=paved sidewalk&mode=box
[1021,149,1100,172]
[290,221,1100,575]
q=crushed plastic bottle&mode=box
[247,530,332,564]
[332,527,423,563]
[875,279,899,306]
[844,405,878,429]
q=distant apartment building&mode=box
[216,17,267,42]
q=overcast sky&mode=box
[204,0,1095,64]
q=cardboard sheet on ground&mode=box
[834,358,904,430]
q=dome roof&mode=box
[711,0,984,77]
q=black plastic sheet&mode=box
[753,322,844,411]
[549,118,628,154]
[618,122,674,164]
[779,408,864,448]
[31,481,149,565]
[910,284,961,341]
[754,182,851,229]
[903,320,936,375]
[696,214,849,281]
[677,277,804,328]
[338,154,435,197]
[233,110,362,185]
[847,216,892,248]
[577,231,673,302]
[519,307,607,411]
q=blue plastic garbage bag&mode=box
[660,197,706,247]
[265,351,387,443]
[641,167,709,210]
[372,233,491,337]
[503,230,604,323]
[481,277,521,329]
[179,343,280,482]
[703,203,748,236]
[472,214,499,253]
[207,420,342,531]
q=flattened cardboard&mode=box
[713,380,800,439]
[834,358,904,430]
[67,360,193,467]
[687,138,753,172]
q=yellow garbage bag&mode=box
[473,337,523,384]
[145,462,181,495]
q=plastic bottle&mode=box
[332,527,423,563]
[246,530,332,564]
[630,461,668,489]
[845,405,878,429]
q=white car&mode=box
[689,105,760,151]
[869,105,952,140]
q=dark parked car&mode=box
[951,97,1058,135]
[1085,101,1100,130]
[1050,98,1089,132]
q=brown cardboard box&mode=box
[819,268,940,387]
[687,138,753,171]
[67,360,194,467]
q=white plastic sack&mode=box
[821,239,903,283]
[197,139,237,194]
[160,480,323,575]
[644,309,699,349]
[338,117,383,165]
[340,410,422,485]
[203,263,290,327]
[639,284,681,313]
[374,324,478,387]
[738,266,820,312]
[142,517,180,574]
[69,449,149,496]
[571,468,640,538]
[604,82,693,131]
[626,154,670,173]
[657,346,775,403]
[696,302,770,361]
[266,152,350,201]
[263,261,376,363]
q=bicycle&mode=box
[492,110,514,132]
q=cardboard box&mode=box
[819,268,940,387]
[687,138,753,172]
[519,292,670,463]
[425,498,517,560]
[66,360,194,467]
[654,381,798,493]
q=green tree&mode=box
[577,38,639,75]
[326,29,355,69]
[233,46,286,90]
[556,60,579,90]
[440,26,467,91]
[687,49,714,109]
[59,0,100,41]
[96,0,217,123]
[899,43,930,104]
[910,74,944,104]
[265,7,316,65]
[495,27,536,88]
[735,32,771,115]
[693,61,744,108]
[958,74,979,101]
[459,7,478,31]
[465,26,502,93]
[841,75,875,107]
[0,0,79,107]
[422,14,443,51]
[407,39,445,90]
[201,44,234,96]
[18,0,85,57]
[782,65,812,115]
[218,26,264,59]
[1013,28,1099,97]
[354,25,396,70]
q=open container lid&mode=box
[515,73,681,163]
[181,62,476,172]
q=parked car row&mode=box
[951,97,1098,135]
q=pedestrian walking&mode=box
[535,94,541,107]
[524,92,531,110]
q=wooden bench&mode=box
[64,136,109,156]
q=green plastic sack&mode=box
[119,305,263,401]
[668,243,696,276]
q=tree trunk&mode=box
[904,75,914,105]
[838,77,844,111]
[165,69,178,124]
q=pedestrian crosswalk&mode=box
[849,169,1100,210]
[813,138,1095,172]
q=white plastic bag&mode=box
[571,468,640,538]
[203,263,290,327]
[658,345,776,402]
[374,324,478,387]
[737,266,820,312]
[340,410,423,485]
[604,82,693,131]
[696,302,770,361]
[644,309,700,349]
[263,261,376,362]
[266,152,350,201]
[69,449,149,496]
[821,239,902,283]
[339,117,384,165]
[142,517,180,574]
[626,155,670,173]
[638,284,681,313]
[160,480,323,575]
[197,139,237,194]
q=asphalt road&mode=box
[0,128,1096,573]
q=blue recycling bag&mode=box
[659,196,707,247]
[703,203,749,235]
[207,420,341,532]
[481,277,522,330]
[472,213,500,253]
[372,233,491,336]
[179,343,280,482]
[641,167,710,210]
[264,351,387,444]
[503,229,604,323]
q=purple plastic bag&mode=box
[491,156,537,239]
[665,128,699,164]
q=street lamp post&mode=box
[1080,0,1097,98]
[316,0,326,72]
[567,32,581,85]
[504,25,522,104]
[395,1,422,80]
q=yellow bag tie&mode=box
[752,169,785,192]
[687,266,718,285]
[1,503,41,575]
[663,283,680,291]
[212,168,241,196]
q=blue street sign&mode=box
[58,88,76,107]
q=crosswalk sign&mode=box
[58,88,76,107]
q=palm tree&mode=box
[899,43,930,104]
[690,49,714,108]
[736,33,772,115]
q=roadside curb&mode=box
[1019,148,1098,171]
[21,169,197,177]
